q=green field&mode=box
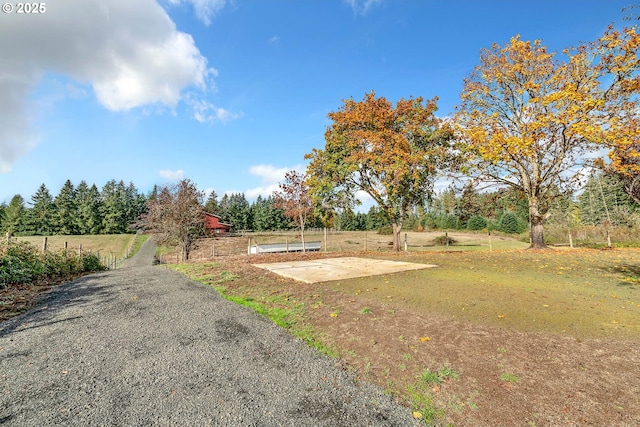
[332,248,640,338]
[16,234,137,259]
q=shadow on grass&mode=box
[601,263,640,288]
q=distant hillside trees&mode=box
[578,173,638,227]
[0,180,147,236]
[219,193,252,231]
[251,195,288,231]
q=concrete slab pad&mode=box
[252,257,437,284]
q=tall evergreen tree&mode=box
[250,195,269,231]
[217,194,230,224]
[1,195,26,235]
[365,206,388,230]
[24,184,54,235]
[54,179,77,234]
[75,181,103,234]
[250,195,289,231]
[125,182,146,229]
[226,193,252,231]
[204,190,220,214]
[101,180,128,233]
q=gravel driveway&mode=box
[0,239,417,426]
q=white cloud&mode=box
[0,0,231,173]
[245,164,304,199]
[267,35,280,45]
[0,78,39,173]
[190,98,242,123]
[343,0,383,15]
[159,169,185,180]
[245,185,280,200]
[166,0,228,26]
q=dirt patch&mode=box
[184,250,640,427]
[252,257,436,283]
[0,275,85,322]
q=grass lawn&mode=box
[172,246,640,426]
[335,249,640,339]
[16,234,137,259]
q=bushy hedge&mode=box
[0,240,106,289]
[467,216,488,231]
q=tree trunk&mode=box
[528,198,547,249]
[392,222,402,252]
[182,238,191,261]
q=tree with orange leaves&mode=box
[599,26,640,205]
[455,27,640,249]
[273,170,313,252]
[305,91,453,252]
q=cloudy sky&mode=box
[0,0,631,205]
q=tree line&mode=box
[0,180,146,236]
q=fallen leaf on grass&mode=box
[498,314,506,319]
[330,313,338,318]
[419,336,431,342]
[413,411,423,419]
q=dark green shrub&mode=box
[467,216,488,231]
[498,212,524,234]
[82,253,106,272]
[0,241,43,287]
[0,241,106,289]
[438,214,460,230]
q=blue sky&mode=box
[0,0,632,206]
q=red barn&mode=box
[203,212,232,234]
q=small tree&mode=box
[139,179,205,261]
[273,171,313,252]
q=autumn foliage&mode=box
[273,171,313,251]
[306,91,452,251]
[455,26,640,248]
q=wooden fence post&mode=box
[324,227,327,252]
[42,236,48,252]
